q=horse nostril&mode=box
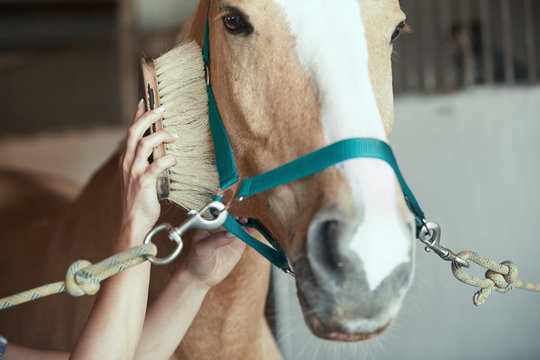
[308,219,345,280]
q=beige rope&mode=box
[452,250,540,306]
[0,243,157,310]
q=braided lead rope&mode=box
[0,243,157,310]
[451,250,540,306]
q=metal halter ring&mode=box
[143,201,229,265]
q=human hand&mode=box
[119,100,178,241]
[187,228,247,290]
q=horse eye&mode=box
[391,22,405,42]
[222,13,252,35]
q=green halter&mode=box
[202,4,424,273]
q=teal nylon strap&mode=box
[206,86,238,189]
[238,137,425,224]
[243,218,285,254]
[213,195,291,272]
[203,3,239,189]
[203,4,287,269]
[223,215,291,272]
[202,3,210,68]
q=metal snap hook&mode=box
[284,268,296,277]
[143,224,183,265]
[418,221,469,267]
[418,222,442,253]
[143,201,229,266]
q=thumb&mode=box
[227,237,246,254]
[193,232,237,258]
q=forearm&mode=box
[135,270,208,360]
[4,342,69,360]
[70,228,151,360]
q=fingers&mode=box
[131,131,178,175]
[145,154,177,179]
[132,106,164,139]
[188,227,248,288]
[124,107,165,167]
[191,229,247,260]
[228,237,247,253]
[192,227,228,243]
[191,219,253,246]
[125,99,147,158]
[133,98,145,123]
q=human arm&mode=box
[3,101,177,360]
[69,101,178,360]
[3,342,69,360]
[134,229,246,359]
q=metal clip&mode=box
[144,201,229,265]
[418,221,469,267]
[284,268,296,277]
[205,65,210,86]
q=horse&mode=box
[0,0,413,358]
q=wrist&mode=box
[120,206,157,235]
[115,221,148,251]
[174,269,211,299]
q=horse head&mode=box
[188,0,413,341]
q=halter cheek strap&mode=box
[203,4,238,190]
[203,3,425,273]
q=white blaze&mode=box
[273,0,411,290]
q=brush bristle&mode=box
[154,41,219,211]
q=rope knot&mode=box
[485,261,518,293]
[0,244,158,310]
[65,260,100,297]
[452,252,522,305]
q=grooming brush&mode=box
[140,41,218,211]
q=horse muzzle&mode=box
[291,202,415,340]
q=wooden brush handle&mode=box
[140,57,170,200]
[140,58,166,159]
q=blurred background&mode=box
[1,0,539,359]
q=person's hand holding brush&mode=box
[3,101,245,360]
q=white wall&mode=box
[274,85,540,359]
[134,0,198,32]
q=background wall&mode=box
[0,0,199,136]
[134,0,197,32]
